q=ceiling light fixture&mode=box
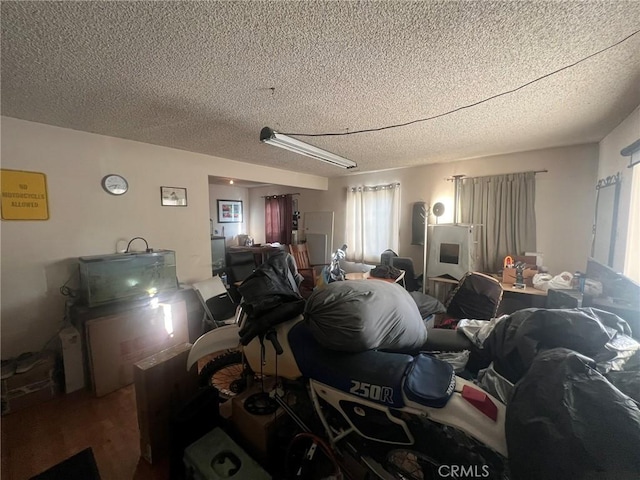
[229,180,234,185]
[260,127,357,169]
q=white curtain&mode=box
[460,172,536,272]
[346,183,400,264]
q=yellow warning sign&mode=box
[1,169,49,220]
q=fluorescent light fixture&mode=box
[260,127,357,169]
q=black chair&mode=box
[390,256,422,292]
[380,249,398,266]
[225,251,256,302]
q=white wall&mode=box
[0,117,327,357]
[0,116,608,357]
[208,183,250,244]
[598,105,640,272]
[256,144,599,277]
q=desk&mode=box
[228,245,282,265]
[428,277,548,309]
[500,283,547,297]
[499,283,547,314]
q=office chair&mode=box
[225,251,257,302]
[380,249,398,266]
[444,272,503,321]
[390,256,422,292]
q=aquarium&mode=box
[78,250,178,307]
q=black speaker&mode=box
[411,202,427,245]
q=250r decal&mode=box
[349,380,394,404]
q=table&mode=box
[228,245,282,265]
[345,270,406,287]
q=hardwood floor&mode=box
[1,385,169,480]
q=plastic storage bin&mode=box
[183,427,271,480]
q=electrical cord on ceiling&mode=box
[282,28,640,138]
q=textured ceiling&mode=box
[2,1,639,178]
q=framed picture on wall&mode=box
[160,186,188,206]
[217,199,243,223]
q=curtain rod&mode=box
[261,193,300,198]
[446,169,548,181]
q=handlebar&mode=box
[265,329,284,355]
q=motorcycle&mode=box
[188,250,509,479]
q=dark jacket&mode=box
[237,251,305,345]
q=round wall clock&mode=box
[101,174,128,195]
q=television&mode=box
[427,224,480,281]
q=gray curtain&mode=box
[460,172,536,272]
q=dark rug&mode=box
[30,447,101,480]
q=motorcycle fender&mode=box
[186,324,241,371]
[405,376,508,458]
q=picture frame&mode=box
[217,199,243,223]
[160,186,188,207]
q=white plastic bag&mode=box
[547,271,574,290]
[532,271,573,292]
[532,273,553,292]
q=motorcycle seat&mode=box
[288,322,413,408]
[403,353,455,408]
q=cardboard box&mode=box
[1,351,58,415]
[512,255,538,268]
[134,342,198,464]
[502,267,537,286]
[231,382,292,462]
[86,299,188,397]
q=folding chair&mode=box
[192,275,239,332]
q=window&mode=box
[265,194,293,244]
[459,172,537,272]
[346,183,400,264]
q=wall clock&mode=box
[101,174,128,195]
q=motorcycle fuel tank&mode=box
[243,316,304,380]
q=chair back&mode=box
[446,272,503,320]
[288,243,312,269]
[192,276,237,326]
[381,249,398,266]
[226,251,256,284]
[390,257,420,291]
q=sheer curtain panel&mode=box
[460,172,536,272]
[346,183,400,264]
[265,194,293,244]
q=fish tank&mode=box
[78,250,178,307]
